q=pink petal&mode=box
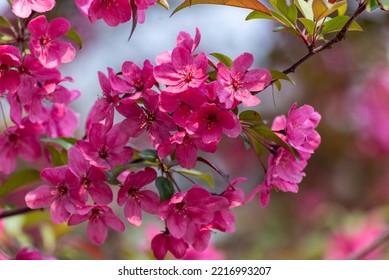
[47,17,70,38]
[231,53,253,78]
[50,199,70,224]
[167,212,187,238]
[88,181,113,204]
[104,211,125,232]
[139,190,160,214]
[124,199,143,226]
[68,213,89,226]
[87,218,108,244]
[25,185,55,208]
[168,236,188,259]
[151,233,168,260]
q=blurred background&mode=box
[1,0,389,260]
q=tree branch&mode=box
[0,207,43,219]
[347,225,389,260]
[281,2,367,76]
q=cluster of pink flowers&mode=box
[3,1,322,260]
[247,103,321,207]
[0,14,78,174]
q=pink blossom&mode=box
[28,15,76,68]
[117,167,160,226]
[159,87,207,113]
[76,123,133,170]
[25,166,86,224]
[284,103,321,158]
[216,53,271,109]
[68,204,125,245]
[151,232,188,260]
[15,248,55,260]
[154,47,208,93]
[185,103,242,144]
[43,103,79,138]
[0,121,42,174]
[88,0,132,27]
[158,131,217,169]
[74,0,93,17]
[159,186,227,238]
[325,220,384,260]
[68,146,113,205]
[118,89,176,149]
[247,148,307,208]
[110,60,155,104]
[86,68,121,130]
[12,0,56,18]
[0,45,22,95]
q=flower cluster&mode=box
[247,103,321,207]
[0,15,78,174]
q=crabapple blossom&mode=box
[43,103,79,138]
[28,15,76,68]
[25,166,86,224]
[151,232,189,260]
[118,89,176,148]
[88,0,132,27]
[68,146,113,205]
[76,123,133,170]
[154,47,208,93]
[117,167,160,226]
[68,204,125,245]
[12,0,56,18]
[216,52,271,109]
[185,102,242,145]
[0,120,42,174]
[0,45,22,95]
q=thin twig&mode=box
[0,207,43,219]
[347,226,389,260]
[282,2,367,76]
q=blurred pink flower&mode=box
[15,248,55,260]
[0,45,22,95]
[325,219,384,260]
[12,0,55,18]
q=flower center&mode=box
[175,202,186,214]
[207,113,218,129]
[99,145,109,159]
[39,36,51,47]
[81,175,91,189]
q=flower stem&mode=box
[0,207,43,219]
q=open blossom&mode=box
[25,166,86,223]
[12,0,56,18]
[216,53,271,109]
[118,89,176,149]
[0,45,22,95]
[77,123,133,170]
[154,47,208,93]
[117,168,160,226]
[28,15,76,68]
[68,146,113,205]
[68,204,125,245]
[151,232,189,260]
[43,103,79,138]
[159,186,228,239]
[88,0,132,26]
[86,68,121,130]
[110,60,155,103]
[185,103,242,145]
[0,120,42,174]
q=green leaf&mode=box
[172,0,271,16]
[65,27,82,49]
[273,25,299,36]
[274,80,282,90]
[208,70,217,81]
[138,149,159,162]
[250,125,300,159]
[155,177,174,202]
[321,15,363,34]
[210,52,233,68]
[246,11,275,21]
[47,146,68,166]
[295,0,314,20]
[0,169,41,198]
[367,0,380,12]
[175,168,215,188]
[312,0,347,21]
[270,70,295,84]
[0,16,11,29]
[41,137,76,150]
[269,0,298,26]
[239,110,264,125]
[298,18,316,36]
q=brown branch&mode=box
[282,2,367,76]
[0,207,43,219]
[347,226,389,260]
